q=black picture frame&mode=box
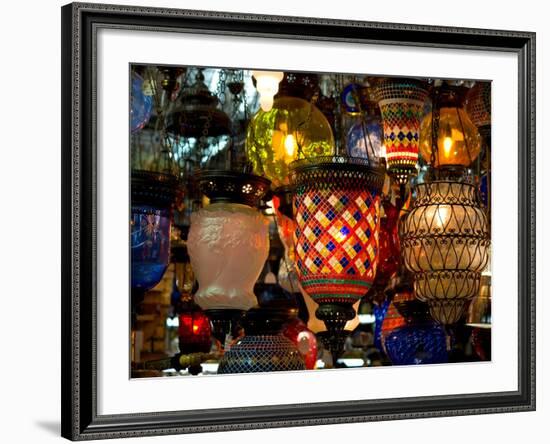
[61,2,536,440]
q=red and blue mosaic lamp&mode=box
[290,156,384,358]
[372,78,428,185]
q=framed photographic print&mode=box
[61,2,536,440]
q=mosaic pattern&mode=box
[373,80,428,181]
[466,82,491,129]
[218,334,305,374]
[294,188,380,305]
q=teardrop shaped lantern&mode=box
[372,78,428,185]
[400,83,491,325]
[290,156,384,358]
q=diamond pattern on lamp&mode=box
[294,188,380,305]
[379,101,424,169]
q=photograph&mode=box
[129,65,493,377]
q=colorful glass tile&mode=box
[294,186,381,305]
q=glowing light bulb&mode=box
[284,134,297,157]
[192,323,199,333]
[435,205,451,230]
[443,136,453,156]
[252,70,284,112]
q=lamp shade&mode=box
[399,181,490,324]
[372,79,428,184]
[178,307,212,354]
[291,157,384,308]
[131,170,179,291]
[187,170,271,311]
[245,97,335,187]
[381,283,448,365]
[187,202,269,311]
[283,317,318,370]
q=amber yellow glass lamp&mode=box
[245,96,335,187]
[419,85,481,168]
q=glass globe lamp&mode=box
[245,96,335,187]
[187,171,271,312]
[419,85,482,168]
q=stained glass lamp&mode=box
[372,78,428,185]
[290,156,384,358]
[245,96,335,187]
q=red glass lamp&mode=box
[177,297,212,375]
[290,156,384,358]
[178,311,212,351]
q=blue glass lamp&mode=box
[131,170,179,293]
[382,275,448,365]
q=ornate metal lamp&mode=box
[290,156,384,359]
[400,83,490,325]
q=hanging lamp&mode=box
[399,82,490,325]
